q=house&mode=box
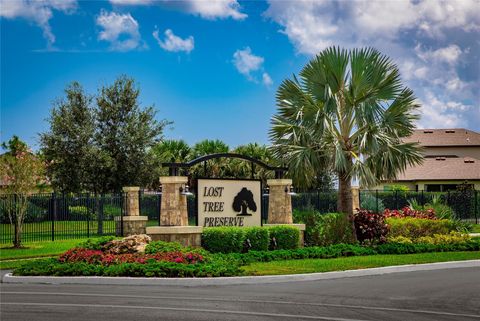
[377,128,480,191]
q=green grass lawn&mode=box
[243,251,480,276]
[470,224,480,233]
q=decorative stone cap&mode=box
[266,179,293,186]
[114,216,148,222]
[146,226,203,234]
[122,186,140,192]
[263,223,306,231]
[159,176,189,184]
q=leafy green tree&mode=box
[190,139,229,178]
[40,82,97,193]
[270,47,423,216]
[96,75,171,192]
[0,136,45,247]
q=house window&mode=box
[425,184,441,192]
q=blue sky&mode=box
[1,0,479,150]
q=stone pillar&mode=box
[123,186,140,216]
[146,176,203,247]
[267,179,293,224]
[159,176,188,226]
[351,187,360,211]
[115,186,148,236]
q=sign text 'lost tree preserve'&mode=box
[197,179,261,227]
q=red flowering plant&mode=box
[353,209,390,244]
[58,248,204,266]
[383,207,436,220]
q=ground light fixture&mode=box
[262,186,270,197]
[180,184,193,196]
[285,185,297,196]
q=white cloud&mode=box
[96,10,141,51]
[232,47,272,86]
[416,44,462,65]
[153,28,194,53]
[417,91,471,128]
[233,47,264,78]
[262,72,273,86]
[108,0,247,20]
[187,0,247,20]
[0,0,77,47]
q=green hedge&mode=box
[268,225,300,250]
[244,227,269,251]
[387,217,456,238]
[201,226,300,253]
[201,227,245,253]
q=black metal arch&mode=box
[162,153,287,178]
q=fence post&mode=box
[13,194,18,244]
[98,194,104,236]
[86,193,90,238]
[51,192,56,241]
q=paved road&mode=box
[1,267,479,321]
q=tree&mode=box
[190,139,229,178]
[232,188,257,216]
[270,47,423,217]
[151,139,191,178]
[40,82,97,193]
[0,136,45,247]
[96,76,171,192]
[231,143,275,183]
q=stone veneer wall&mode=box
[267,179,293,224]
[159,176,189,226]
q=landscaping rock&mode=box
[102,234,151,254]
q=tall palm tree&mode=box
[191,139,229,177]
[232,143,275,182]
[270,47,423,216]
[152,139,191,163]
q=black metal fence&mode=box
[0,193,123,244]
[358,189,479,223]
[1,189,478,244]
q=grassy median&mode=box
[243,251,480,276]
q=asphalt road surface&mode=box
[1,267,479,321]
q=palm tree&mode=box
[232,143,275,182]
[191,139,229,177]
[270,47,423,216]
[152,139,191,163]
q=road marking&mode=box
[3,291,480,319]
[0,302,368,321]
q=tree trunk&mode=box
[337,173,357,241]
[14,216,22,248]
[337,174,353,215]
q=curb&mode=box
[3,260,479,287]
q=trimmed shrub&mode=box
[387,217,456,239]
[201,227,245,253]
[354,209,389,244]
[416,232,471,245]
[244,227,269,252]
[268,225,299,250]
[383,207,436,220]
[68,206,96,220]
[387,235,414,244]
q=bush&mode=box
[417,232,471,245]
[268,225,299,250]
[244,227,269,251]
[103,204,122,217]
[383,207,436,220]
[360,194,385,213]
[295,210,355,246]
[387,236,413,244]
[78,236,115,250]
[353,209,389,244]
[387,217,456,239]
[68,206,96,220]
[201,227,245,253]
[145,241,184,254]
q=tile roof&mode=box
[396,157,480,181]
[403,128,480,147]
